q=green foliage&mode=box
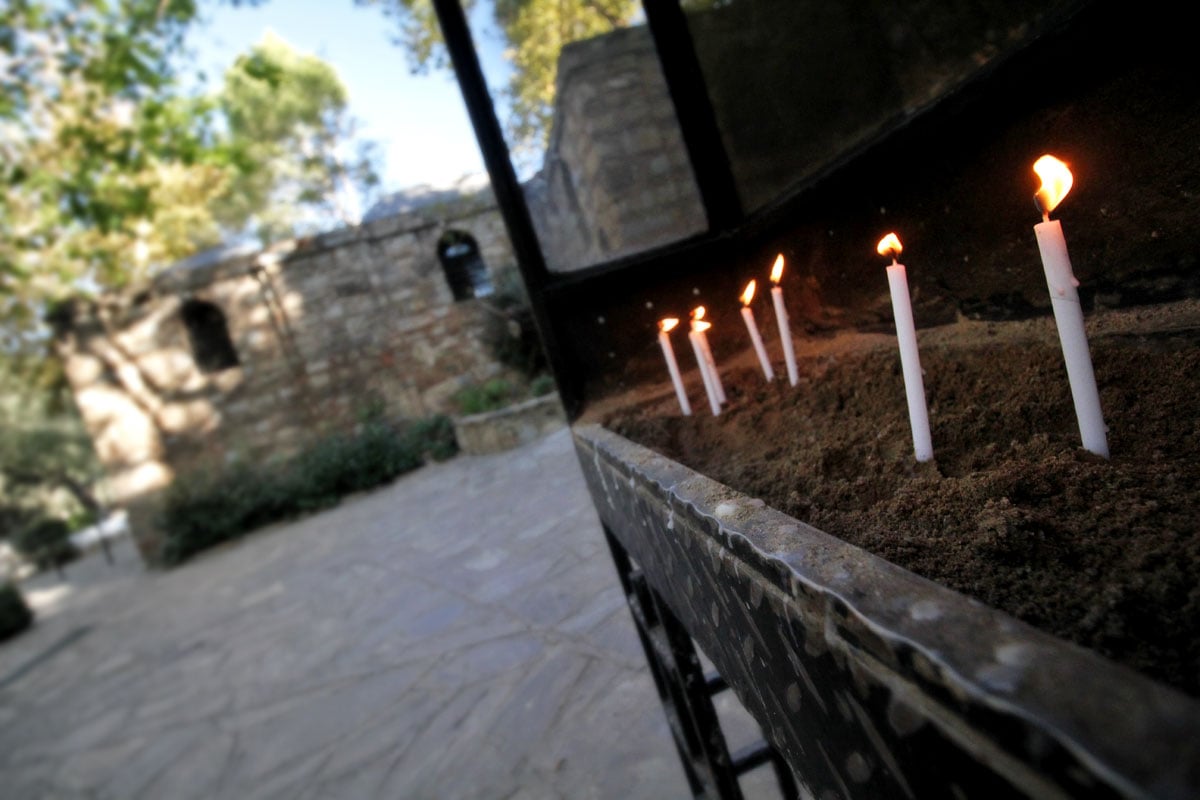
[530,374,556,397]
[213,32,382,242]
[1,1,231,336]
[1,2,378,345]
[455,378,516,415]
[290,422,422,511]
[481,266,547,378]
[11,518,77,572]
[159,421,425,566]
[0,583,34,643]
[2,354,103,529]
[66,508,99,534]
[403,414,459,461]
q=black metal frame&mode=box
[428,4,793,794]
[603,524,797,799]
[431,0,1108,421]
[429,0,573,398]
[426,1,1142,796]
[430,0,746,419]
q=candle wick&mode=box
[892,257,898,266]
[1042,212,1050,224]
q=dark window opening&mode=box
[437,231,494,301]
[181,299,239,373]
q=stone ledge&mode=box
[454,393,566,456]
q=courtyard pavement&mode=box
[0,429,775,799]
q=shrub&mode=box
[455,378,515,415]
[159,463,293,566]
[66,508,98,533]
[0,583,33,642]
[405,415,459,462]
[160,422,423,566]
[530,374,556,397]
[481,266,548,379]
[12,518,77,572]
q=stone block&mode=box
[453,394,567,456]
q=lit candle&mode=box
[739,280,775,381]
[769,255,799,386]
[658,318,691,416]
[1032,155,1109,458]
[688,314,721,416]
[877,233,933,462]
[691,306,726,404]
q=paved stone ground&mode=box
[0,430,775,799]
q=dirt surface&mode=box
[598,300,1200,697]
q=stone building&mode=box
[526,25,705,272]
[56,188,518,561]
[60,3,926,562]
[56,21,718,563]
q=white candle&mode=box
[769,255,799,386]
[740,280,775,381]
[691,307,725,404]
[657,318,691,416]
[1032,155,1108,458]
[877,233,933,462]
[688,329,721,416]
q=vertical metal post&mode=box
[602,524,745,799]
[429,0,581,415]
[641,0,743,230]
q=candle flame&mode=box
[660,317,679,333]
[1033,154,1073,215]
[692,320,712,333]
[769,254,785,284]
[740,280,756,306]
[691,306,706,321]
[876,232,903,259]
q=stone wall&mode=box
[57,197,518,562]
[527,26,707,273]
[453,393,566,456]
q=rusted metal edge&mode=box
[573,423,1200,800]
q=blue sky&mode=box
[185,0,514,194]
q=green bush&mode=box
[159,461,305,565]
[12,518,77,572]
[0,583,33,642]
[66,508,98,533]
[160,422,424,566]
[481,266,547,379]
[405,415,458,462]
[530,374,556,397]
[455,378,515,415]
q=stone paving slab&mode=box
[0,430,704,799]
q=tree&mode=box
[1,0,233,346]
[358,0,638,162]
[213,33,383,242]
[1,354,103,537]
[1,1,379,526]
[0,1,380,346]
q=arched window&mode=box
[180,299,239,373]
[437,231,494,301]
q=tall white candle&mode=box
[1032,155,1108,458]
[877,234,933,463]
[691,307,725,404]
[688,328,721,416]
[657,318,691,416]
[740,280,775,381]
[769,255,799,386]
